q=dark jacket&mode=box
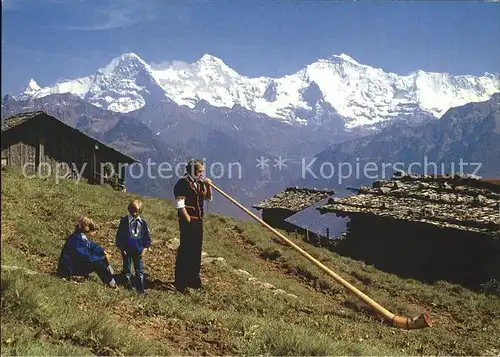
[174,175,210,220]
[56,233,106,278]
[115,216,151,254]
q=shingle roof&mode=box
[1,111,139,163]
[253,186,335,212]
[318,174,500,237]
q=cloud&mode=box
[65,11,145,31]
[150,60,190,71]
[3,0,191,30]
[62,0,163,31]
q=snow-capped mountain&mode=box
[295,93,500,191]
[20,53,170,113]
[17,52,500,129]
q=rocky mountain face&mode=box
[3,91,499,218]
[15,52,499,131]
[295,93,500,193]
[2,93,357,219]
[129,99,356,217]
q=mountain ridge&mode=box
[15,52,500,130]
[294,93,500,192]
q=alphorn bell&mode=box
[206,181,432,329]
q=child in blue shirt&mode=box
[115,199,151,294]
[57,216,117,288]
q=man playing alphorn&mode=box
[173,159,212,292]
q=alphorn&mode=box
[207,181,432,329]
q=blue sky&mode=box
[2,0,500,95]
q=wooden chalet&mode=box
[252,186,335,230]
[1,111,138,188]
[317,173,500,293]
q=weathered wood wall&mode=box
[1,124,37,173]
[261,208,296,230]
[41,119,94,179]
[333,215,500,293]
[1,114,130,186]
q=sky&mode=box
[2,0,500,95]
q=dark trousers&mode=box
[174,219,203,290]
[61,260,114,285]
[93,261,115,285]
[121,251,144,292]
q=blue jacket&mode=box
[57,233,106,278]
[115,216,151,254]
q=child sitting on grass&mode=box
[115,199,151,294]
[57,216,117,288]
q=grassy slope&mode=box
[1,167,499,356]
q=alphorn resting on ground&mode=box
[206,180,432,330]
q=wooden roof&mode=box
[318,174,500,237]
[253,186,335,212]
[1,111,139,163]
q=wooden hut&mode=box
[317,173,500,293]
[1,111,138,188]
[252,187,335,230]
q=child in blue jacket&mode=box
[57,217,117,288]
[115,199,151,294]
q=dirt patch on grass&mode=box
[110,300,235,356]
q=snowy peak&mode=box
[330,53,361,65]
[192,53,239,78]
[16,52,167,113]
[197,54,227,68]
[23,79,41,94]
[150,53,243,108]
[85,52,166,112]
[15,52,500,129]
[98,52,151,76]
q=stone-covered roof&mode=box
[318,174,500,237]
[253,186,335,212]
[1,111,44,131]
[1,111,139,163]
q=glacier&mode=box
[16,52,500,129]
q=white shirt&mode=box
[80,233,90,247]
[128,214,142,239]
[175,175,212,209]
